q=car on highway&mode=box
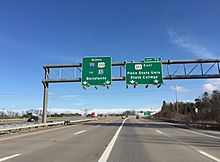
[27,113,41,122]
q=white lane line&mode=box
[74,130,86,135]
[198,151,220,162]
[156,130,163,134]
[98,118,127,162]
[180,129,220,140]
[156,130,168,136]
[96,125,101,128]
[0,154,21,162]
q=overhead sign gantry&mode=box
[42,58,220,123]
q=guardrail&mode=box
[0,118,96,133]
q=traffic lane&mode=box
[160,120,220,138]
[6,119,123,162]
[184,127,220,139]
[137,119,220,161]
[0,121,26,125]
[107,118,150,162]
[0,124,89,158]
[0,121,28,128]
[150,121,220,160]
[108,117,214,162]
[0,118,119,158]
[1,119,123,162]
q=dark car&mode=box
[27,115,40,122]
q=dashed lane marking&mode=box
[74,130,86,135]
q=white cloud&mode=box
[59,95,80,98]
[49,93,82,100]
[183,100,195,103]
[49,93,86,106]
[171,85,189,92]
[49,108,82,114]
[202,79,220,92]
[168,29,215,58]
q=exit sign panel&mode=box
[126,61,163,85]
[82,57,112,86]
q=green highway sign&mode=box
[144,111,151,116]
[144,57,161,62]
[82,56,112,86]
[126,61,163,85]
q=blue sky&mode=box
[0,0,220,111]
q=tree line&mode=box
[0,109,82,119]
[154,90,220,123]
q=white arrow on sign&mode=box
[83,81,88,85]
[130,80,135,84]
[105,80,110,85]
[153,79,159,84]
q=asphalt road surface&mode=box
[0,117,219,162]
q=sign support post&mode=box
[42,67,49,123]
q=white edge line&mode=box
[198,150,220,162]
[155,129,220,162]
[156,129,168,136]
[98,118,127,162]
[0,154,21,162]
[74,130,86,135]
[180,129,220,140]
[156,130,163,134]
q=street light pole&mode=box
[175,84,180,122]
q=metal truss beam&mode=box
[42,59,220,84]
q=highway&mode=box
[0,117,219,162]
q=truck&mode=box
[91,112,96,118]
